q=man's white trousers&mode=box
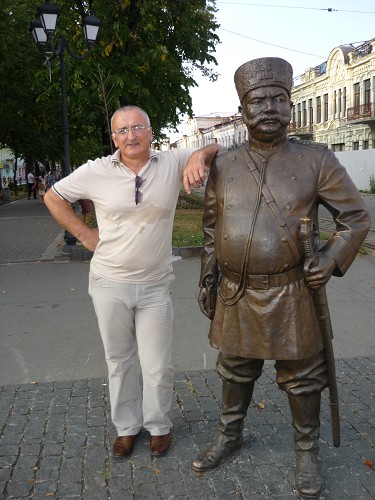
[89,271,175,436]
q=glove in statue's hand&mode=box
[198,287,211,318]
[305,253,336,289]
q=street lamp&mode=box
[29,1,102,177]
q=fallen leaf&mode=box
[256,400,265,410]
[364,458,374,469]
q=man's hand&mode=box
[80,228,100,252]
[183,143,221,194]
[304,253,336,289]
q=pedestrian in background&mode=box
[27,171,36,200]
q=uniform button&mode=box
[286,204,291,210]
[283,264,289,269]
[291,175,296,180]
[224,262,229,268]
[282,236,287,243]
[228,177,233,182]
[230,156,236,161]
[227,205,232,210]
[224,234,228,240]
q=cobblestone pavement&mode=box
[1,358,375,500]
[1,194,375,499]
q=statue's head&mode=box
[234,57,293,144]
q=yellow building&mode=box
[289,38,375,151]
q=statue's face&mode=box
[241,86,292,142]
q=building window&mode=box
[338,89,342,116]
[323,94,328,121]
[354,83,360,108]
[292,105,296,125]
[316,96,321,123]
[297,103,301,127]
[309,99,313,128]
[243,130,247,141]
[363,140,369,150]
[364,79,371,105]
[302,101,307,126]
[353,141,359,150]
[343,87,347,116]
[332,143,345,152]
[334,90,337,116]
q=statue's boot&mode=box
[288,393,323,499]
[192,381,254,472]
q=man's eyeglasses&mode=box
[113,125,149,135]
[135,176,144,205]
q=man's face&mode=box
[112,109,153,162]
[241,86,292,142]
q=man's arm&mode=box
[44,189,99,251]
[183,143,221,194]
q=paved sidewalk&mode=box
[1,196,375,499]
[0,198,65,264]
[1,360,375,499]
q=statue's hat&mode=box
[234,57,293,103]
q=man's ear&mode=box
[111,133,118,148]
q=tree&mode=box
[0,0,220,168]
[0,1,63,172]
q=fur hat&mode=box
[234,57,293,103]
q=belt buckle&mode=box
[248,274,270,290]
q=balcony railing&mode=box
[347,102,375,121]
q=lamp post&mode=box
[30,1,102,177]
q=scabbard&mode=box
[299,217,340,447]
[311,285,341,447]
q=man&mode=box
[27,170,36,200]
[192,58,370,498]
[45,105,219,459]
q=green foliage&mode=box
[370,175,375,194]
[0,0,219,168]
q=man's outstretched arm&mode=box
[183,143,221,194]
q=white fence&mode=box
[336,150,375,191]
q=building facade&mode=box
[174,38,375,154]
[289,38,375,151]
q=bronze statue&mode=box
[192,57,370,498]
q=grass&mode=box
[172,209,203,247]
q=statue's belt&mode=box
[221,266,304,290]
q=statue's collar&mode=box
[247,135,288,157]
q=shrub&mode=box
[370,175,375,194]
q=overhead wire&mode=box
[216,2,375,14]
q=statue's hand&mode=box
[305,253,336,290]
[198,287,211,318]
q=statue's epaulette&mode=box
[216,144,238,157]
[291,138,328,150]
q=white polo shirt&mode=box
[52,148,195,283]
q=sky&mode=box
[169,0,375,140]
